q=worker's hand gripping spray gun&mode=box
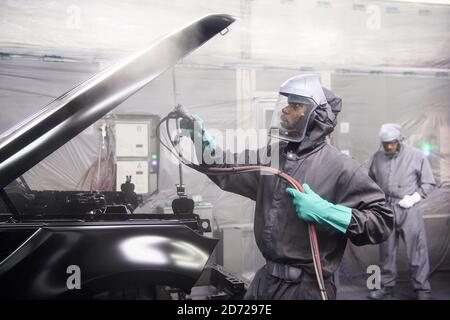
[169,104,217,163]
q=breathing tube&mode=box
[156,105,328,300]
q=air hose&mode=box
[156,108,328,300]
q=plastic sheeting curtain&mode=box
[1,0,449,277]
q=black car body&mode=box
[0,14,247,299]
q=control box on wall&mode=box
[110,114,160,196]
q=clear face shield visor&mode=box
[269,94,317,143]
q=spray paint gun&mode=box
[169,105,216,161]
[167,104,201,143]
[168,104,194,121]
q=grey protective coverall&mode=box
[207,89,394,299]
[369,143,436,292]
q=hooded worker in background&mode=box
[181,74,393,300]
[368,124,436,300]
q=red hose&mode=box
[206,166,328,300]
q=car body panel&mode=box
[0,14,236,299]
[0,222,218,299]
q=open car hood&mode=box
[0,15,237,299]
[0,14,235,190]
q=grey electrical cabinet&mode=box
[111,114,160,196]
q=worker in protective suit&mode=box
[368,124,436,300]
[181,74,393,300]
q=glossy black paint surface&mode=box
[0,223,218,298]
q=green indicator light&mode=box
[152,154,157,160]
[420,142,438,156]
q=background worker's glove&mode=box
[398,192,421,209]
[180,114,216,154]
[286,184,352,234]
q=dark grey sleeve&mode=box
[417,155,436,198]
[338,166,393,246]
[205,149,260,201]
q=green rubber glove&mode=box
[286,184,352,234]
[180,114,216,155]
